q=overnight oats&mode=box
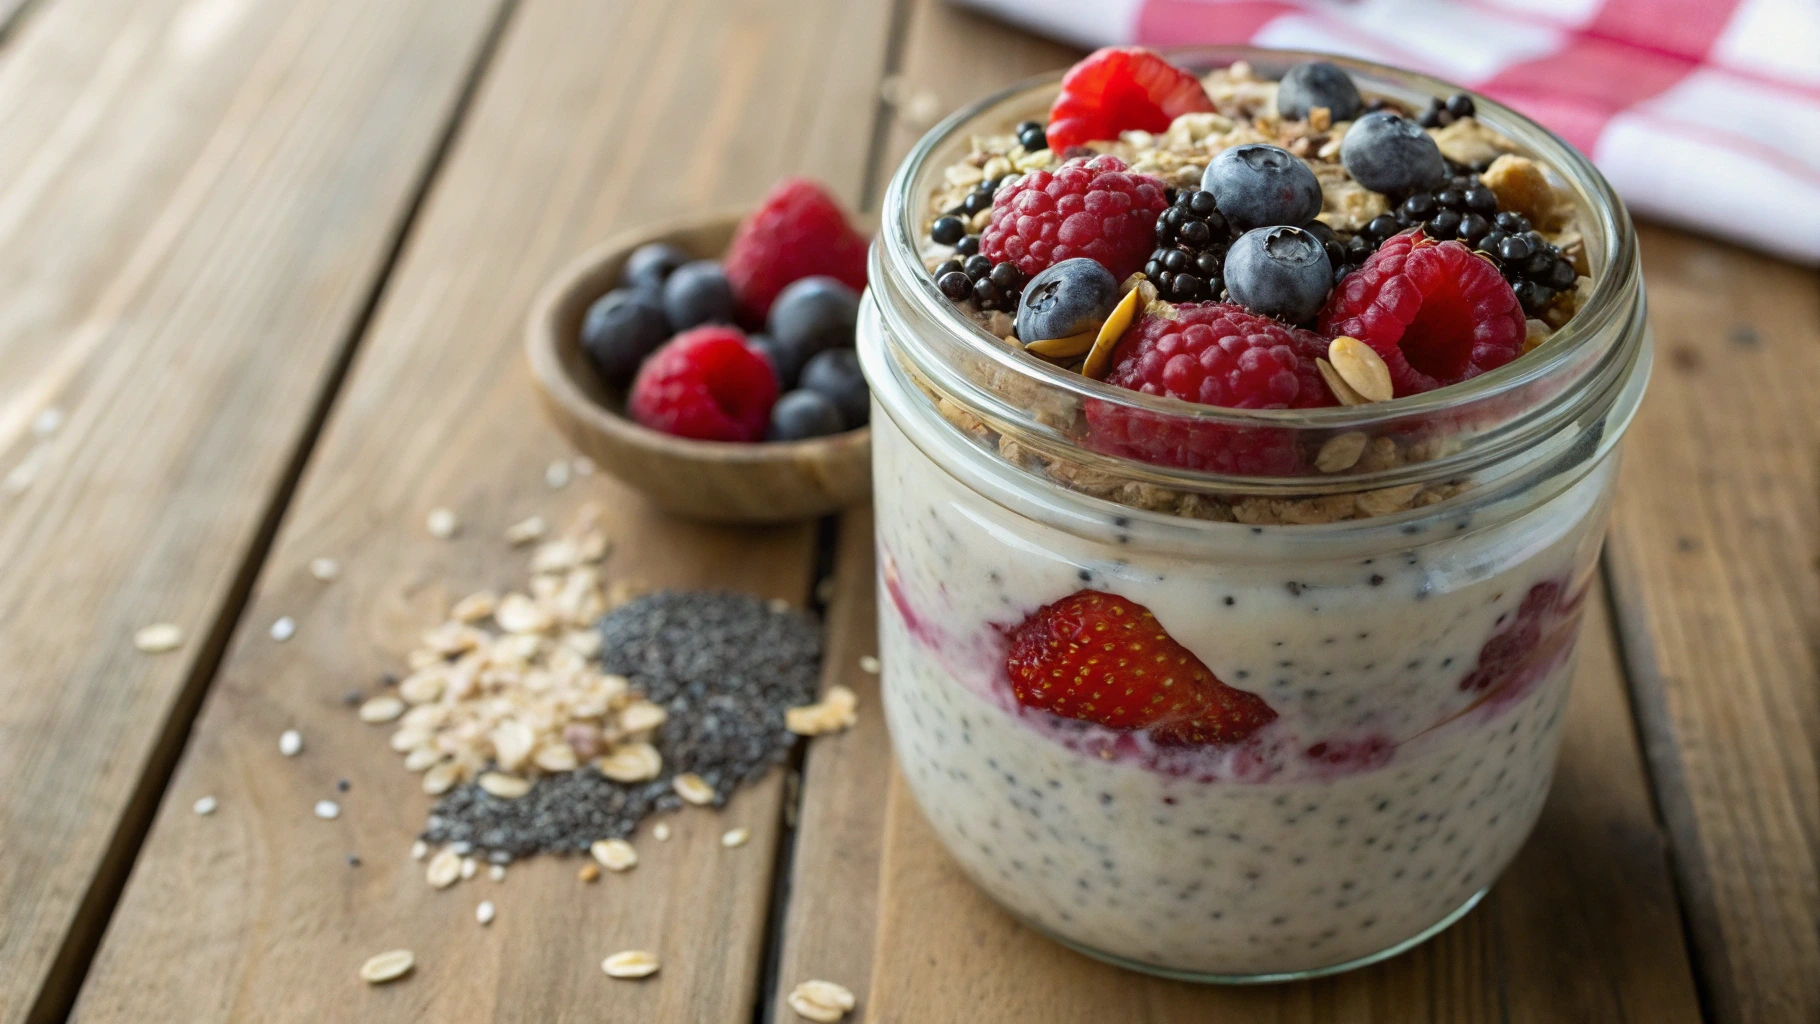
[857,47,1649,981]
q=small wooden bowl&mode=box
[526,210,871,523]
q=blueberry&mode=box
[934,258,964,279]
[962,190,993,215]
[768,389,845,441]
[931,216,966,246]
[621,242,690,294]
[1202,144,1323,231]
[769,276,859,356]
[747,333,803,390]
[1341,111,1448,196]
[1275,60,1363,122]
[580,288,670,388]
[662,260,735,330]
[799,348,869,427]
[954,234,981,257]
[1014,258,1119,342]
[963,254,992,280]
[1224,225,1333,323]
[1018,122,1049,151]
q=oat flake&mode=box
[787,979,856,1022]
[308,557,340,582]
[134,623,184,653]
[359,949,414,984]
[601,950,659,979]
[590,838,637,871]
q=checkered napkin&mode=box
[954,0,1820,263]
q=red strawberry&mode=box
[1004,589,1276,746]
[1047,47,1216,152]
[723,178,869,322]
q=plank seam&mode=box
[18,4,524,1021]
[1601,550,1726,1024]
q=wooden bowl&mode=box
[526,210,871,523]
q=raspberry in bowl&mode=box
[526,180,874,522]
[858,47,1649,981]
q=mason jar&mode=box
[856,47,1650,982]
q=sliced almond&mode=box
[673,772,715,806]
[1082,286,1141,381]
[359,949,415,984]
[477,772,531,799]
[1328,336,1393,403]
[590,838,637,871]
[596,743,662,783]
[601,950,659,979]
[1316,357,1367,407]
[1023,329,1097,359]
[426,849,462,889]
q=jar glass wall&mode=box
[859,48,1649,982]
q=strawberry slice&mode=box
[1004,589,1276,746]
[1047,48,1216,152]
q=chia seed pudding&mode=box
[859,47,1649,981]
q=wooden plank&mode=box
[64,0,897,1021]
[845,3,1704,1019]
[866,586,1703,1022]
[770,507,888,1020]
[0,0,507,1021]
[1605,224,1820,1024]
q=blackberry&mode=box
[1148,187,1232,297]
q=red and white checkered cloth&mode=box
[954,0,1820,263]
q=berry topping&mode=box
[1015,119,1049,152]
[662,260,736,331]
[798,348,869,428]
[1201,144,1322,231]
[767,388,846,441]
[1341,111,1448,196]
[1089,303,1336,475]
[621,242,690,295]
[747,333,802,390]
[1147,188,1232,301]
[1004,589,1277,746]
[580,288,671,388]
[1275,60,1362,123]
[1046,47,1215,153]
[980,155,1169,279]
[768,276,859,360]
[723,178,869,321]
[1014,257,1120,342]
[628,326,778,443]
[1318,230,1526,395]
[1223,225,1333,323]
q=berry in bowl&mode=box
[859,47,1648,981]
[527,179,873,522]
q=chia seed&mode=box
[420,590,822,858]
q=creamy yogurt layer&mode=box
[871,409,1609,975]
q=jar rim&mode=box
[872,45,1647,495]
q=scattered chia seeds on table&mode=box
[421,590,822,858]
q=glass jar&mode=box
[856,48,1650,983]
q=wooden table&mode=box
[0,1,1812,1022]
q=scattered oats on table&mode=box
[308,557,340,582]
[426,507,459,539]
[279,729,303,757]
[590,838,637,871]
[134,623,184,653]
[270,616,296,642]
[720,827,750,848]
[601,950,660,979]
[475,900,496,926]
[359,949,415,985]
[314,800,340,820]
[426,848,462,889]
[787,979,857,1022]
[193,795,218,816]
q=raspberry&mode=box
[981,155,1168,280]
[723,178,869,322]
[1318,230,1525,395]
[628,326,777,442]
[1047,47,1215,152]
[1086,303,1335,475]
